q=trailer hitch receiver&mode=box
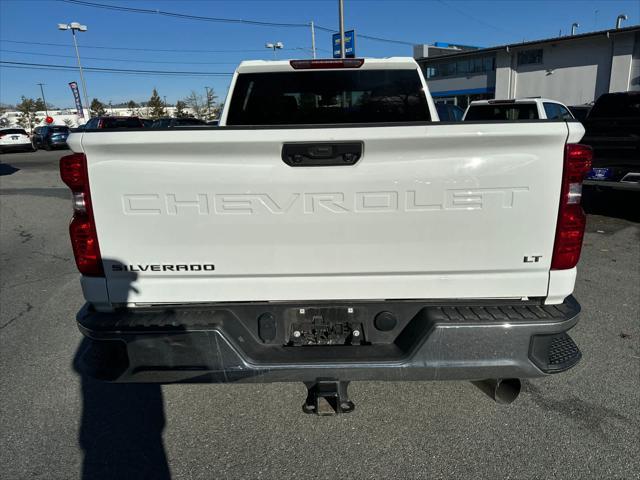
[303,380,355,415]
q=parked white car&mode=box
[0,127,34,153]
[463,98,575,121]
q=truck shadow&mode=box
[0,162,20,175]
[73,263,171,480]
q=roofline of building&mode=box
[417,24,640,62]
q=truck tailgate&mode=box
[79,123,573,305]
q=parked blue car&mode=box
[32,125,70,150]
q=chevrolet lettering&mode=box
[122,187,530,215]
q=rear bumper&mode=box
[583,179,640,191]
[0,143,32,151]
[76,296,582,383]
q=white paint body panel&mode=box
[546,268,578,305]
[76,121,579,306]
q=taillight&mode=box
[60,153,86,189]
[290,58,364,69]
[60,153,104,276]
[551,144,592,270]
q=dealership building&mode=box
[414,25,640,108]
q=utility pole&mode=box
[310,21,317,59]
[204,87,211,119]
[37,83,49,116]
[338,0,345,58]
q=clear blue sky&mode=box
[1,0,638,108]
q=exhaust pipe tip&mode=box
[473,378,521,404]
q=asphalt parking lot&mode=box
[1,149,638,480]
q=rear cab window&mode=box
[85,118,99,129]
[465,103,539,121]
[1,128,28,135]
[226,69,431,125]
[175,118,206,126]
[100,117,143,129]
[588,94,640,119]
[543,102,573,120]
[151,119,170,128]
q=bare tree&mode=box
[184,91,205,119]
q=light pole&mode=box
[58,22,90,118]
[338,0,346,58]
[310,21,317,59]
[265,42,284,59]
[37,83,49,116]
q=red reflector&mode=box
[70,215,104,276]
[290,58,364,69]
[60,153,87,189]
[551,144,592,270]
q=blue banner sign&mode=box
[68,81,84,118]
[333,30,356,58]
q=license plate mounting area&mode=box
[286,307,365,346]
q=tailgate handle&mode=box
[282,142,363,167]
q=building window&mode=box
[424,55,495,78]
[517,49,543,66]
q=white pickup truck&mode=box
[63,58,592,414]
